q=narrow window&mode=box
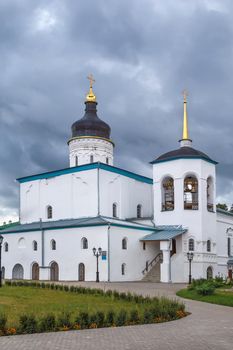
[137,204,142,218]
[33,241,38,251]
[106,157,109,164]
[75,156,78,166]
[51,239,56,251]
[4,242,8,252]
[81,237,88,249]
[184,176,198,210]
[113,203,117,218]
[188,238,194,252]
[90,155,94,163]
[47,205,53,219]
[228,237,231,257]
[162,177,174,211]
[207,177,214,212]
[207,240,211,252]
[122,238,127,250]
[121,263,126,275]
[143,242,146,250]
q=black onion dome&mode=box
[150,146,217,164]
[71,101,111,140]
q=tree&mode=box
[230,204,233,213]
[216,203,228,211]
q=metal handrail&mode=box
[142,252,163,275]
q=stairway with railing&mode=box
[142,252,163,282]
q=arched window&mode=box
[162,177,174,211]
[51,239,56,250]
[188,238,194,251]
[207,240,211,252]
[113,203,117,218]
[121,263,126,275]
[106,157,109,164]
[122,238,127,250]
[207,266,213,279]
[81,237,88,249]
[4,242,8,252]
[75,156,78,166]
[90,155,94,163]
[33,241,38,251]
[207,177,214,212]
[18,238,26,248]
[137,204,142,218]
[143,242,146,250]
[47,205,53,219]
[184,175,198,210]
[1,267,5,279]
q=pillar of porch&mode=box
[160,240,171,283]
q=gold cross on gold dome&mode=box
[86,74,96,102]
[87,74,95,88]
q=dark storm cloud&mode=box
[0,0,233,221]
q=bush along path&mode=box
[177,277,233,307]
[0,281,187,336]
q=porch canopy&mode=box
[140,226,186,241]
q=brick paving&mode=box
[1,282,233,350]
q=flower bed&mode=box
[0,281,187,336]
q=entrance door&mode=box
[32,263,39,280]
[50,262,59,281]
[79,263,85,281]
[228,269,232,280]
[207,266,213,279]
[12,264,24,279]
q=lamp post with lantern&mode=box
[187,251,194,284]
[93,247,102,282]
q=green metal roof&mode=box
[0,216,156,234]
[217,208,233,217]
[140,229,187,241]
[16,162,153,185]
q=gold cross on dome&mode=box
[87,74,95,88]
[182,89,188,102]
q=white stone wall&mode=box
[69,137,114,167]
[216,212,233,278]
[1,225,157,282]
[19,168,153,224]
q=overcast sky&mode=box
[0,0,233,224]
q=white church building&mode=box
[1,79,233,283]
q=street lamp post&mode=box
[93,247,102,282]
[0,235,4,288]
[187,251,194,284]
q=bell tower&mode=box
[68,75,114,167]
[151,93,218,281]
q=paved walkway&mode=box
[0,282,233,350]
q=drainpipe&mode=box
[40,218,45,267]
[97,164,100,216]
[169,239,172,282]
[107,223,111,281]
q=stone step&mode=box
[142,262,161,282]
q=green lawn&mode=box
[177,288,233,307]
[0,285,148,327]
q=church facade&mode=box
[1,80,233,283]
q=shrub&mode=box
[0,314,7,333]
[143,309,153,324]
[75,312,90,329]
[39,314,56,332]
[196,283,215,296]
[105,290,113,297]
[57,312,72,329]
[19,314,38,334]
[115,309,127,327]
[95,311,105,327]
[129,309,140,324]
[105,310,115,326]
